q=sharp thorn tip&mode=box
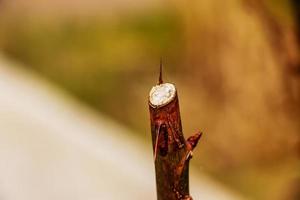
[159,58,163,84]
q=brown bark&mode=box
[148,67,202,200]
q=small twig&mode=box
[148,62,203,200]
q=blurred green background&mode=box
[0,0,300,199]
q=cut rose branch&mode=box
[148,61,203,200]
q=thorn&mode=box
[187,132,203,150]
[159,58,163,84]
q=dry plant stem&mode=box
[149,65,202,200]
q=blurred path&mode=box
[0,55,245,200]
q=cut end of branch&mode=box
[149,83,176,108]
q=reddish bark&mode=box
[148,66,202,200]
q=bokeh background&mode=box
[0,0,300,199]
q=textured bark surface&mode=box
[149,80,202,200]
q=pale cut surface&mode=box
[149,83,176,107]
